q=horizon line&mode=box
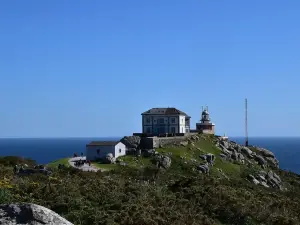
[1,136,300,139]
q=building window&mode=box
[119,149,122,153]
[158,118,164,124]
[171,118,175,123]
[146,127,151,133]
[146,117,150,123]
[171,127,176,133]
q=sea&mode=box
[0,137,299,174]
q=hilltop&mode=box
[1,134,300,225]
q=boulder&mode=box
[254,155,266,167]
[0,203,73,225]
[105,153,116,164]
[255,147,275,158]
[221,141,230,149]
[180,141,188,147]
[206,153,215,166]
[156,155,172,169]
[143,149,156,157]
[199,155,207,160]
[197,163,210,174]
[241,147,253,158]
[120,136,141,149]
[266,171,281,189]
[265,157,279,168]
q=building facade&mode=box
[195,107,215,134]
[86,141,126,161]
[141,107,191,135]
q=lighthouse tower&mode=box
[196,106,215,134]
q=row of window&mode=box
[145,117,184,124]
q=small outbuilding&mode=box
[86,141,126,161]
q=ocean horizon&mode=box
[0,136,299,174]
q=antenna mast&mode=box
[245,98,249,146]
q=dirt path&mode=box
[68,157,99,172]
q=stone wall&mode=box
[140,136,187,149]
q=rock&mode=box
[248,174,260,185]
[219,153,227,159]
[105,153,116,164]
[180,141,188,147]
[260,181,269,188]
[156,155,171,169]
[258,175,267,182]
[266,171,282,189]
[199,155,207,160]
[197,163,210,174]
[136,149,142,156]
[255,147,275,158]
[206,153,215,166]
[265,157,279,168]
[241,147,253,158]
[120,136,141,149]
[0,203,73,225]
[254,155,266,167]
[221,147,232,156]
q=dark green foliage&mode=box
[2,137,300,225]
[0,156,36,167]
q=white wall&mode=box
[114,142,126,158]
[86,145,115,161]
[179,115,186,133]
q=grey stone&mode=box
[260,181,269,188]
[255,147,275,158]
[105,153,116,164]
[199,155,207,160]
[241,147,253,158]
[197,163,210,174]
[156,155,171,169]
[206,153,215,166]
[254,155,266,166]
[120,136,141,149]
[180,141,188,147]
[265,157,279,168]
[0,203,73,225]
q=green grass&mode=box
[47,158,70,168]
[118,155,153,168]
[91,163,119,171]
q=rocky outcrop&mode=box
[215,138,279,169]
[155,155,171,169]
[143,149,157,157]
[0,203,73,225]
[248,170,283,190]
[197,163,210,174]
[120,136,141,149]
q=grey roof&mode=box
[86,141,120,147]
[142,107,190,117]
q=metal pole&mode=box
[245,98,249,146]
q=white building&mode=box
[141,107,191,135]
[86,141,126,161]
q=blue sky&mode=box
[0,0,299,138]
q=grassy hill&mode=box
[1,134,300,225]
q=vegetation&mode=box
[1,136,300,225]
[47,157,70,168]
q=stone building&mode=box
[141,107,191,135]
